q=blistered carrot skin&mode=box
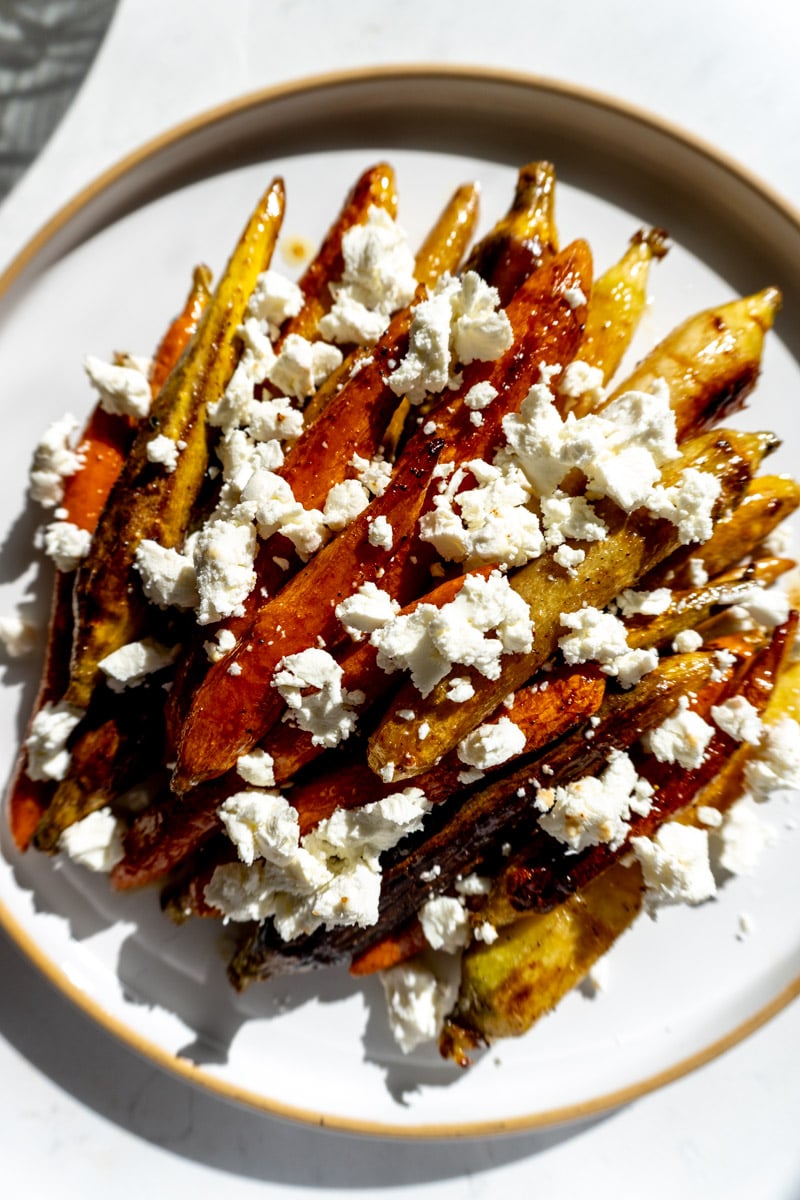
[65,179,286,709]
[464,162,559,304]
[277,163,397,346]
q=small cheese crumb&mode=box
[419,895,470,953]
[41,520,92,572]
[456,716,526,770]
[642,697,714,770]
[25,700,84,781]
[631,823,716,913]
[84,354,151,419]
[58,806,124,872]
[146,433,180,472]
[98,637,178,690]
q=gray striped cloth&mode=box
[0,0,118,200]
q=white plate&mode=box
[1,67,799,1137]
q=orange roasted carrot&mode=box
[349,919,428,977]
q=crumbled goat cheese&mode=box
[25,700,84,781]
[134,540,200,610]
[464,381,499,411]
[457,716,526,770]
[446,676,475,702]
[672,628,704,653]
[388,273,512,403]
[380,954,461,1054]
[631,822,716,913]
[614,588,672,617]
[743,718,800,800]
[561,284,587,309]
[236,749,276,788]
[350,451,393,497]
[98,637,178,690]
[419,458,543,568]
[558,606,658,689]
[41,520,92,572]
[539,491,608,548]
[335,581,400,640]
[502,378,678,509]
[368,514,394,550]
[146,433,180,472]
[267,334,343,401]
[645,467,721,545]
[203,627,237,663]
[272,647,364,748]
[207,786,431,939]
[419,895,470,953]
[322,479,371,531]
[535,749,654,852]
[59,806,124,872]
[0,613,39,658]
[318,206,417,345]
[29,413,83,507]
[696,805,723,828]
[473,921,499,944]
[710,695,764,743]
[247,269,304,338]
[717,798,775,876]
[237,468,328,561]
[372,570,533,696]
[192,519,257,623]
[553,544,585,574]
[642,696,715,770]
[687,557,710,586]
[557,359,605,405]
[84,354,151,419]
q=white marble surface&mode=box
[1,0,799,1194]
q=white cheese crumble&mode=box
[743,718,800,800]
[207,786,431,939]
[710,695,763,744]
[446,676,475,703]
[335,581,400,640]
[557,359,605,405]
[535,749,654,852]
[631,822,716,913]
[419,458,544,568]
[235,749,276,788]
[98,637,178,691]
[418,895,470,953]
[717,798,775,876]
[84,354,151,419]
[456,716,526,770]
[614,588,672,617]
[642,696,715,770]
[371,570,533,696]
[388,272,512,404]
[322,479,371,530]
[267,333,343,401]
[368,514,394,550]
[318,206,417,345]
[558,606,658,689]
[464,381,499,411]
[272,647,364,748]
[247,269,304,338]
[58,806,124,872]
[350,452,393,497]
[380,953,461,1054]
[41,520,92,572]
[29,413,83,508]
[672,628,704,653]
[192,519,257,624]
[134,540,199,610]
[146,433,180,472]
[25,700,84,781]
